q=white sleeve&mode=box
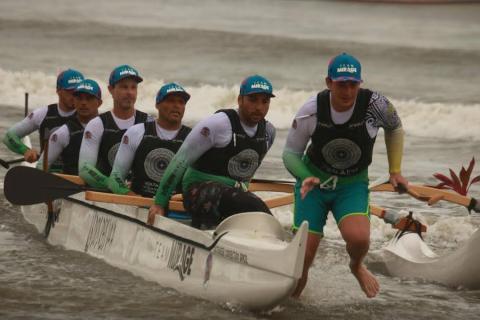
[175,112,233,164]
[209,112,233,148]
[78,117,104,169]
[8,106,49,138]
[284,96,318,154]
[37,124,70,169]
[110,124,145,180]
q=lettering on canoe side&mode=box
[153,240,170,262]
[167,241,195,281]
[84,214,117,253]
[213,246,248,265]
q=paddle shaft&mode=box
[371,183,480,213]
[25,92,29,117]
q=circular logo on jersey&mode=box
[108,142,121,166]
[321,138,362,170]
[144,148,175,182]
[227,149,259,180]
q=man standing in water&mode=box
[107,82,191,197]
[283,53,407,298]
[3,69,84,167]
[148,75,276,228]
[79,65,150,189]
[37,79,102,174]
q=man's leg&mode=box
[338,215,379,298]
[291,232,321,298]
[334,180,380,298]
[291,181,329,298]
[184,182,270,229]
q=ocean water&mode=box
[1,0,480,319]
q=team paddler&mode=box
[107,82,192,197]
[78,65,151,189]
[37,79,102,174]
[148,75,276,228]
[3,68,84,168]
[283,53,408,298]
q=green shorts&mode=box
[292,180,370,235]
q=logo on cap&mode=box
[77,83,94,91]
[239,75,275,97]
[250,82,270,91]
[68,77,83,85]
[336,65,357,74]
[119,69,138,77]
[57,69,84,90]
[156,82,190,104]
[166,86,184,93]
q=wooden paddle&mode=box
[371,183,480,213]
[5,167,295,211]
[84,190,294,211]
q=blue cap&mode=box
[109,64,143,86]
[156,82,190,104]
[74,79,102,100]
[327,53,362,82]
[56,69,84,90]
[239,75,275,97]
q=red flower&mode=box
[432,157,480,195]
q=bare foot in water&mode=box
[350,263,380,298]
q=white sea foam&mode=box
[2,68,480,141]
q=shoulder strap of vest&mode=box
[348,88,373,121]
[218,109,241,133]
[134,110,149,124]
[46,103,60,116]
[144,120,157,136]
[356,88,373,108]
[316,89,331,122]
[99,111,118,130]
[65,114,81,128]
[176,125,192,140]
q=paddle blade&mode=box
[4,166,84,205]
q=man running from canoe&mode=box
[78,65,151,189]
[148,75,276,228]
[107,82,192,197]
[37,79,102,174]
[3,69,84,169]
[283,53,408,298]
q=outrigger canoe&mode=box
[5,166,308,310]
[3,165,480,303]
[369,184,480,289]
[373,228,480,289]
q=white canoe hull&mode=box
[21,194,308,310]
[376,229,480,289]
